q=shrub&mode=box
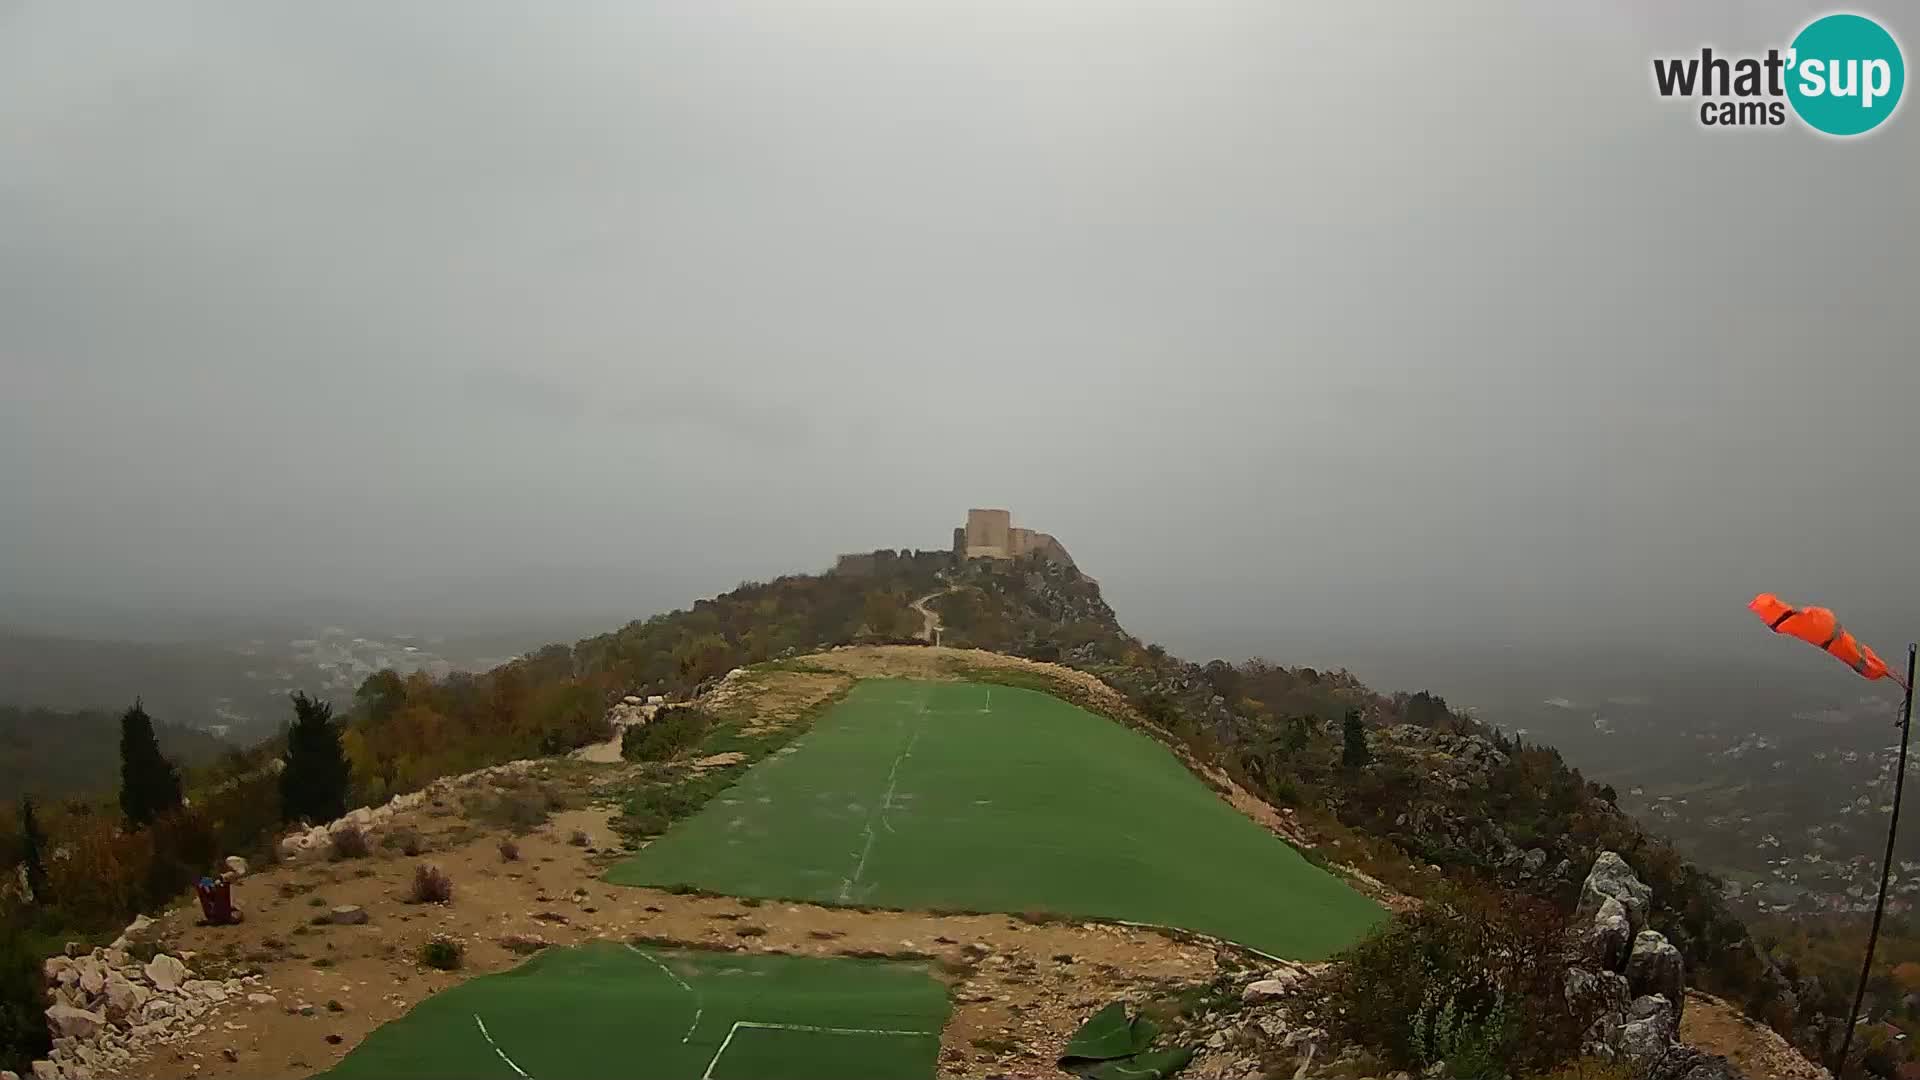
[498,839,520,863]
[1324,886,1576,1078]
[408,864,454,904]
[419,936,463,971]
[464,789,548,834]
[622,707,712,762]
[382,828,424,857]
[500,934,548,956]
[328,824,369,861]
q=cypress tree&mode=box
[1341,709,1372,769]
[119,699,184,827]
[281,692,351,824]
[19,796,48,905]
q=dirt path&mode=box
[1681,991,1829,1079]
[910,589,948,644]
[571,729,624,764]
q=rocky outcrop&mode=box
[1566,852,1739,1078]
[34,924,263,1080]
[1577,851,1653,932]
[1583,896,1633,970]
[1628,929,1686,1009]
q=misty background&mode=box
[4,1,1917,703]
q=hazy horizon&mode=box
[6,2,1917,669]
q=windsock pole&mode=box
[1838,643,1918,1073]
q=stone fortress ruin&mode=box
[832,508,1075,576]
[952,508,1075,568]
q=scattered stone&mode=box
[247,994,276,1006]
[325,1034,343,1045]
[101,975,145,1020]
[1241,980,1291,1004]
[76,968,103,998]
[224,856,249,879]
[329,905,369,926]
[46,1005,103,1039]
[221,1050,238,1064]
[143,954,188,992]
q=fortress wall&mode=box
[965,508,1012,559]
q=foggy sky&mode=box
[4,2,1917,667]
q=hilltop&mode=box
[0,542,1865,1079]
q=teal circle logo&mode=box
[1787,13,1905,136]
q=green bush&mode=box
[0,924,53,1074]
[1324,886,1576,1078]
[621,708,712,763]
[462,789,549,834]
[419,936,463,970]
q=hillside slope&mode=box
[0,550,1859,1078]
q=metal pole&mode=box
[1837,643,1918,1075]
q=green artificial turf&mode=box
[608,679,1383,959]
[321,943,947,1080]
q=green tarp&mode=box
[1059,1002,1194,1080]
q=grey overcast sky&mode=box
[3,2,1917,663]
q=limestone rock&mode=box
[330,905,369,926]
[76,967,103,998]
[32,1061,59,1080]
[1626,931,1686,1019]
[224,856,249,879]
[102,974,145,1020]
[1241,979,1291,1003]
[1577,851,1653,933]
[143,954,187,992]
[1584,896,1634,971]
[45,1005,102,1039]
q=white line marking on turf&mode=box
[699,1020,935,1080]
[474,1014,533,1079]
[625,944,704,1043]
[838,697,927,901]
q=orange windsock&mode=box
[1749,593,1901,687]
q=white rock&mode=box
[45,1004,103,1039]
[102,974,146,1020]
[246,993,276,1006]
[1241,979,1292,1003]
[77,967,104,997]
[31,1061,59,1080]
[224,855,249,878]
[143,955,187,992]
